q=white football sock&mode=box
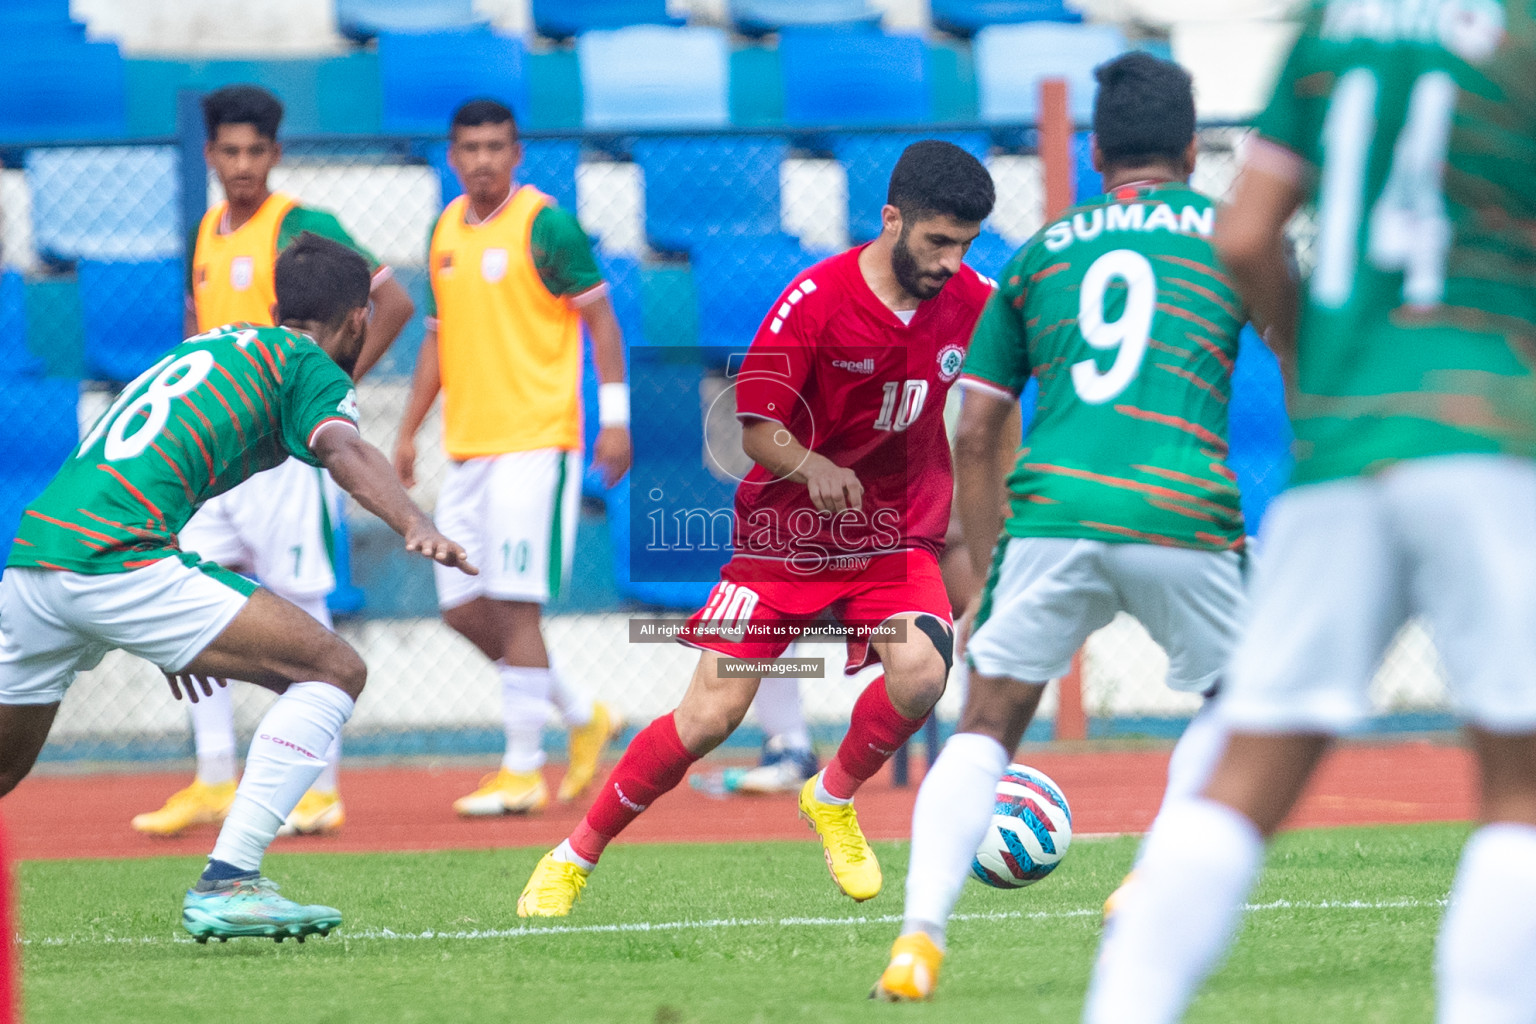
[552,839,596,872]
[754,674,811,751]
[1437,822,1536,1024]
[312,734,342,793]
[501,665,554,772]
[210,681,354,872]
[1132,703,1228,868]
[546,663,594,729]
[901,731,1009,948]
[285,593,340,793]
[188,683,237,786]
[1084,798,1263,1024]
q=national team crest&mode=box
[481,248,508,283]
[937,344,965,382]
[337,390,359,421]
[230,256,254,291]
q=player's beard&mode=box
[892,226,950,302]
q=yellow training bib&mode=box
[191,192,297,333]
[429,186,583,458]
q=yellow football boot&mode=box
[1102,869,1138,922]
[558,702,621,802]
[798,776,882,901]
[131,778,237,836]
[452,768,549,816]
[277,789,345,836]
[517,851,590,917]
[871,933,945,1001]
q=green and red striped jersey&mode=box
[7,324,358,574]
[962,181,1246,551]
[1254,0,1536,484]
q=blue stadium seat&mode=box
[0,38,125,143]
[77,259,184,383]
[693,234,823,350]
[930,0,1081,36]
[632,136,788,253]
[26,147,180,263]
[962,228,1018,280]
[416,138,579,215]
[379,28,528,134]
[125,57,380,137]
[0,375,79,564]
[579,26,730,130]
[527,50,583,131]
[729,45,783,127]
[336,0,486,41]
[532,0,682,40]
[779,28,929,126]
[833,131,991,243]
[730,0,880,35]
[0,271,44,379]
[975,23,1126,124]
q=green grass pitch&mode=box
[21,823,1467,1023]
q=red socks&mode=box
[569,713,698,864]
[821,675,927,800]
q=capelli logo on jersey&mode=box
[832,357,875,374]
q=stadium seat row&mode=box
[0,15,1128,142]
[336,0,1081,42]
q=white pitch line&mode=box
[23,898,1445,948]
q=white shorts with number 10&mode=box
[433,448,582,609]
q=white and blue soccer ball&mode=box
[970,763,1073,889]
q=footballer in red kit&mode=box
[519,141,998,917]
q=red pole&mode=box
[1038,76,1088,742]
[1038,77,1076,220]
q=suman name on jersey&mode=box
[1042,203,1215,253]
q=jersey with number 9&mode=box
[963,181,1246,552]
[7,324,359,575]
[1257,0,1536,484]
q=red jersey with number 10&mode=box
[731,245,993,571]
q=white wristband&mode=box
[598,382,630,427]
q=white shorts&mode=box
[180,458,339,601]
[0,557,250,705]
[1221,455,1536,735]
[433,448,582,609]
[967,536,1246,693]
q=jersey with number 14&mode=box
[963,182,1246,551]
[1257,0,1536,484]
[7,325,359,575]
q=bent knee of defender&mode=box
[884,655,948,718]
[317,643,367,700]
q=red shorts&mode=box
[679,550,952,675]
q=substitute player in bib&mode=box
[518,141,997,916]
[1084,7,1536,1022]
[395,99,627,816]
[873,54,1249,1001]
[131,84,415,839]
[0,234,474,941]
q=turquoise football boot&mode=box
[182,875,341,944]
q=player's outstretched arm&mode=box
[313,423,478,576]
[953,385,1015,580]
[1214,149,1307,379]
[393,326,441,488]
[741,418,863,513]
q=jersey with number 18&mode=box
[963,181,1246,552]
[7,324,359,575]
[1256,0,1536,484]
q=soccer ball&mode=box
[970,763,1073,889]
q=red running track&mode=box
[4,739,1475,862]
